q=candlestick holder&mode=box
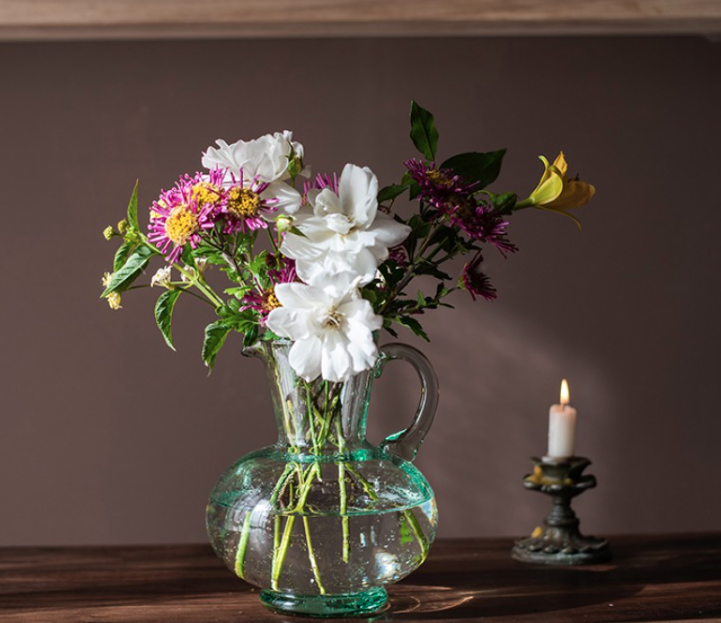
[512,456,611,565]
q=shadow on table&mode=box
[3,537,720,622]
[377,537,721,621]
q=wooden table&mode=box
[1,534,720,622]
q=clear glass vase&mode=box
[205,340,439,617]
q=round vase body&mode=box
[205,341,439,617]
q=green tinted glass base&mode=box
[260,587,388,617]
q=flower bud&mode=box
[276,214,294,233]
[107,292,122,310]
[117,219,129,235]
[102,226,114,241]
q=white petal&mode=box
[339,299,383,332]
[263,181,301,215]
[281,232,326,263]
[312,188,343,217]
[322,213,354,235]
[289,336,323,382]
[202,139,237,171]
[296,249,377,287]
[321,331,353,383]
[265,307,314,340]
[345,327,378,373]
[296,216,345,245]
[274,282,329,310]
[338,164,378,228]
[366,213,412,247]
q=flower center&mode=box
[264,289,281,312]
[322,308,343,330]
[451,194,475,219]
[165,205,200,245]
[192,182,223,208]
[427,169,453,187]
[227,187,261,219]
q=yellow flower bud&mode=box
[102,226,114,240]
[107,292,122,310]
[117,219,129,235]
[517,152,595,228]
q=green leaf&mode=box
[417,290,427,307]
[382,317,399,338]
[440,150,506,189]
[113,242,135,272]
[202,321,233,371]
[126,180,140,231]
[101,245,153,297]
[243,324,259,348]
[397,316,430,342]
[154,289,182,351]
[377,184,409,204]
[225,286,251,299]
[409,101,439,161]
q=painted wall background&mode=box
[1,35,719,545]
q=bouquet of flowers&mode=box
[101,101,594,379]
[99,101,595,611]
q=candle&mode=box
[547,379,577,460]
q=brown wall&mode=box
[1,35,719,545]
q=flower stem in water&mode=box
[302,516,326,594]
[234,511,252,579]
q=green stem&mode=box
[306,388,320,452]
[335,419,350,563]
[378,221,445,315]
[272,463,321,590]
[138,237,225,308]
[270,464,295,507]
[403,509,430,563]
[345,466,379,501]
[234,511,252,579]
[271,515,296,590]
[302,517,326,594]
[266,227,280,256]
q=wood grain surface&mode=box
[1,534,720,622]
[1,0,720,40]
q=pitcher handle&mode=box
[375,343,439,462]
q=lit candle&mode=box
[546,379,577,460]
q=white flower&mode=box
[281,163,410,285]
[202,131,306,184]
[150,266,173,288]
[265,276,382,383]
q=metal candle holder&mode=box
[512,456,611,565]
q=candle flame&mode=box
[560,379,570,405]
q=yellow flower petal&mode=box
[530,169,564,205]
[551,151,568,177]
[546,179,596,211]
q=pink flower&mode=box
[221,171,279,234]
[460,253,497,301]
[148,177,216,264]
[241,259,298,322]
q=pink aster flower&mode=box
[460,253,497,301]
[405,159,477,208]
[185,168,227,212]
[445,198,518,255]
[221,171,279,234]
[387,244,409,268]
[405,159,516,254]
[148,177,216,264]
[241,258,298,322]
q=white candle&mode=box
[547,379,577,460]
